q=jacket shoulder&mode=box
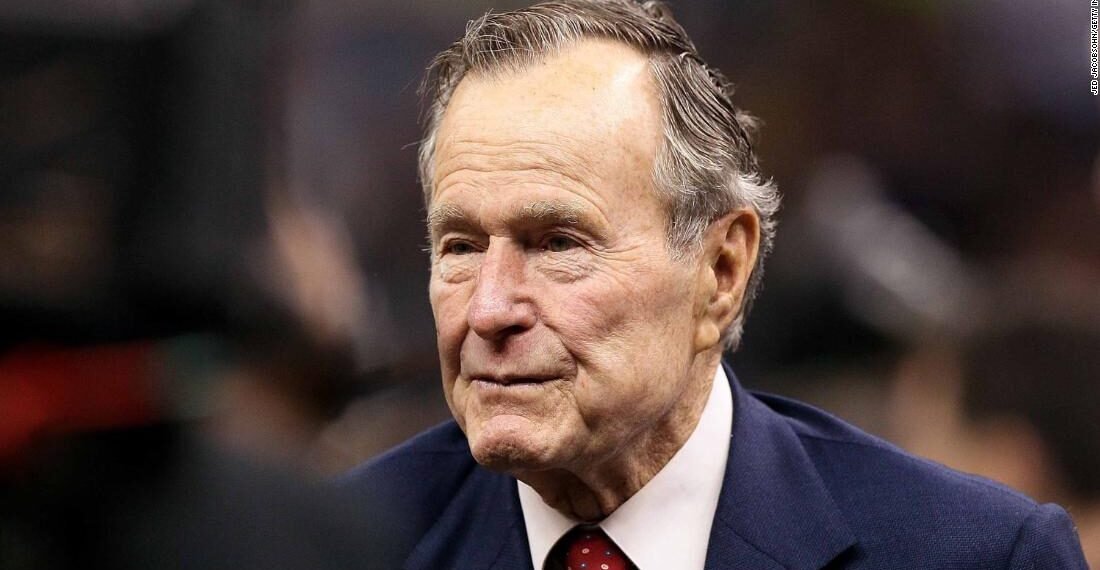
[342,420,472,478]
[340,419,474,499]
[755,392,1087,568]
[337,421,478,563]
[757,391,1034,501]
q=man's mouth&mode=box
[470,374,560,386]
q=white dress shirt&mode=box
[518,366,733,570]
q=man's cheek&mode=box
[435,256,478,284]
[558,293,631,346]
[431,290,470,337]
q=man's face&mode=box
[427,40,713,474]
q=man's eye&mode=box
[445,241,477,255]
[544,235,580,253]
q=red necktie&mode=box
[558,527,634,570]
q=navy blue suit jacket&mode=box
[341,365,1087,569]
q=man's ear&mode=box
[693,209,760,353]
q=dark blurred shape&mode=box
[0,0,384,460]
[962,320,1100,505]
[0,1,391,567]
[803,156,982,340]
[0,342,158,466]
[0,0,266,345]
[2,424,389,569]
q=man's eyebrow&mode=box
[514,200,583,225]
[426,203,470,238]
[426,199,605,241]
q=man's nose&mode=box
[467,241,537,341]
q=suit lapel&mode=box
[705,363,857,570]
[403,468,533,570]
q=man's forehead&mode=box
[427,38,665,238]
[452,38,655,108]
[434,39,661,160]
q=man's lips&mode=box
[467,374,561,386]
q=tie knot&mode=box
[558,527,633,570]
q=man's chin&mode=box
[467,416,557,472]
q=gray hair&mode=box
[418,0,780,350]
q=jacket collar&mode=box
[404,362,856,570]
[704,362,856,569]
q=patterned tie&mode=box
[555,526,635,570]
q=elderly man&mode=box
[342,1,1087,568]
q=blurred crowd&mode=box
[1,0,1097,567]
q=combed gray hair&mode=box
[418,0,780,350]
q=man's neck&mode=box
[515,354,722,521]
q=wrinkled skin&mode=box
[426,39,759,520]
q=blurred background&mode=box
[2,0,1098,567]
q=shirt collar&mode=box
[518,365,733,570]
